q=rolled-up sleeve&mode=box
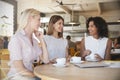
[8,37,22,61]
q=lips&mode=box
[89,30,94,35]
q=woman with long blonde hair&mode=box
[7,8,49,80]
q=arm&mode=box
[104,39,112,60]
[39,38,49,63]
[65,45,69,58]
[114,39,117,48]
[66,45,71,62]
[34,31,49,64]
[80,38,91,60]
[13,60,35,77]
[80,38,85,60]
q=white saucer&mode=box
[52,64,67,67]
[70,61,84,64]
[86,59,98,62]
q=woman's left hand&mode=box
[94,54,103,61]
[50,58,57,64]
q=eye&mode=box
[59,22,61,25]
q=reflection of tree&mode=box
[1,15,11,25]
[0,15,12,36]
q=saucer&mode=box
[70,61,84,64]
[52,64,67,67]
[86,59,98,62]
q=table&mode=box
[34,61,120,80]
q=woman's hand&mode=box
[94,54,103,61]
[34,31,43,40]
[50,58,57,64]
[83,49,91,57]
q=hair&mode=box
[47,15,64,38]
[66,35,71,40]
[4,36,8,41]
[17,8,40,32]
[86,16,109,38]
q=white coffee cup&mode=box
[85,54,98,61]
[56,58,66,65]
[70,56,81,63]
[91,54,97,60]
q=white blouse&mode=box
[44,35,67,60]
[85,36,108,59]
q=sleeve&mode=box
[8,36,23,61]
[34,39,42,56]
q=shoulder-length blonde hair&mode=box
[17,8,40,32]
[47,15,64,38]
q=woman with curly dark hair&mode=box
[81,17,112,61]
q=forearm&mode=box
[104,53,111,60]
[13,61,35,77]
[20,69,35,77]
[39,38,49,63]
[81,50,87,60]
[81,53,87,60]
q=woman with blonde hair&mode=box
[7,8,49,80]
[43,15,69,62]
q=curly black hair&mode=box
[86,17,109,38]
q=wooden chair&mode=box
[0,49,9,60]
[0,49,10,80]
[0,67,9,80]
[0,59,10,80]
[69,48,76,56]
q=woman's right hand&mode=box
[34,31,44,40]
[83,49,91,57]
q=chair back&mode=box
[0,49,9,60]
[69,48,76,56]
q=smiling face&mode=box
[53,19,63,33]
[88,21,98,36]
[47,15,64,37]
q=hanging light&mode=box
[69,5,76,25]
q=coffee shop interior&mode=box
[0,0,120,79]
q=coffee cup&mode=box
[85,54,98,61]
[70,56,81,63]
[56,58,66,65]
